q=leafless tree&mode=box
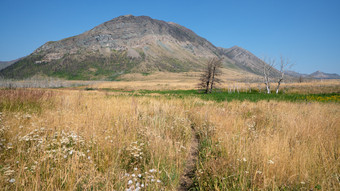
[262,58,275,94]
[275,56,291,94]
[198,58,223,94]
[299,75,303,83]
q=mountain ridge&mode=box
[1,15,225,80]
[1,15,337,80]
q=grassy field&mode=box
[0,82,339,190]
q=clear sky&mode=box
[1,0,339,74]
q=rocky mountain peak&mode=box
[0,15,279,80]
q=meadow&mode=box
[0,80,339,190]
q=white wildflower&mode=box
[127,180,133,185]
[242,157,247,162]
[9,178,15,183]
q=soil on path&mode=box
[178,125,199,191]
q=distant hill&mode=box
[308,71,340,79]
[0,15,278,80]
[0,58,22,70]
[285,70,340,79]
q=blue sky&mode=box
[1,0,339,74]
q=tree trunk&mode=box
[266,84,271,94]
[209,65,216,93]
[276,79,282,94]
[205,80,210,94]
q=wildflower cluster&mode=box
[125,141,145,167]
[18,128,92,163]
[124,168,162,191]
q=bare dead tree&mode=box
[262,58,275,94]
[275,56,291,94]
[209,58,222,93]
[198,58,223,94]
[299,75,303,83]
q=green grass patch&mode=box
[136,89,340,103]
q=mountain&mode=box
[308,71,340,79]
[0,15,271,80]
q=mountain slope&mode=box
[218,46,281,76]
[284,70,308,78]
[0,15,271,80]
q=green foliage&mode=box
[142,72,151,76]
[137,89,340,103]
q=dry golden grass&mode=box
[0,89,193,190]
[90,69,258,91]
[0,88,339,190]
[190,100,339,190]
[88,72,340,94]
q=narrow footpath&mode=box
[178,125,199,191]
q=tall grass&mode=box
[189,100,339,190]
[0,89,339,190]
[0,90,192,190]
[0,89,54,112]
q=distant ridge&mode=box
[285,70,340,79]
[309,71,340,79]
[0,58,23,70]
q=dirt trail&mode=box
[178,125,199,191]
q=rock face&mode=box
[0,15,275,80]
